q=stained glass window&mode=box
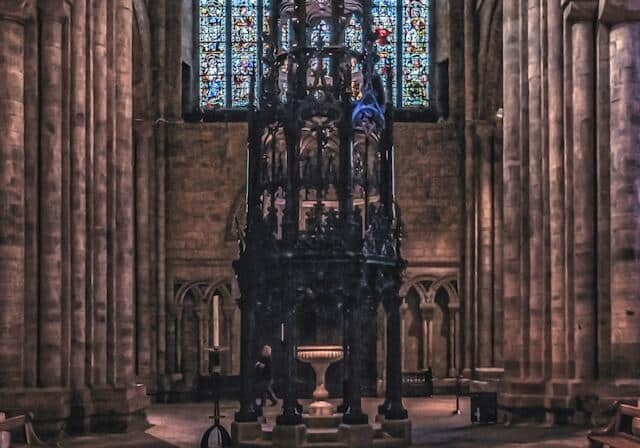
[402,0,430,106]
[199,0,432,109]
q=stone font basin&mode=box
[296,345,344,416]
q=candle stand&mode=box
[201,347,231,448]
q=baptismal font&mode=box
[231,0,411,444]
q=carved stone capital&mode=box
[599,0,640,23]
[0,0,35,22]
[38,0,71,21]
[563,0,599,20]
[419,303,435,321]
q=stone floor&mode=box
[57,398,588,447]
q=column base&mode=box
[500,378,640,426]
[378,401,408,420]
[276,411,303,426]
[338,423,373,448]
[380,418,412,446]
[67,389,94,434]
[234,405,258,423]
[341,410,369,425]
[89,384,150,432]
[231,421,261,445]
[272,423,306,448]
[0,388,70,439]
[0,385,149,437]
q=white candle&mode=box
[280,322,285,343]
[213,295,220,348]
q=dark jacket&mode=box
[256,355,272,381]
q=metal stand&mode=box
[452,375,462,415]
[201,347,232,447]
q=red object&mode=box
[376,28,391,45]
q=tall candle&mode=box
[280,322,285,343]
[213,295,220,348]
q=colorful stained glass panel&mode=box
[231,0,258,106]
[345,14,362,51]
[310,19,331,47]
[402,0,429,106]
[372,0,396,104]
[200,0,226,108]
[199,0,431,109]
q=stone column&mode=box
[174,303,183,373]
[548,0,567,381]
[115,0,135,385]
[92,0,109,386]
[38,0,67,388]
[23,13,39,388]
[449,303,460,377]
[134,122,154,383]
[527,0,544,380]
[570,9,597,381]
[0,0,29,388]
[502,0,524,380]
[606,7,640,376]
[70,0,88,390]
[463,121,476,377]
[476,122,495,368]
[399,299,409,371]
[493,131,504,368]
[596,23,612,380]
[379,284,408,421]
[420,305,434,370]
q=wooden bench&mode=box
[0,412,60,447]
[588,402,640,447]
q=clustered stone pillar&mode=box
[0,0,148,433]
[499,0,640,420]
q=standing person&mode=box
[256,345,278,407]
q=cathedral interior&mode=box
[1,0,640,446]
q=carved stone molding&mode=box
[599,0,640,23]
[0,0,35,21]
[563,0,599,20]
[37,0,71,21]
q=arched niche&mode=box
[398,275,461,379]
[170,279,239,395]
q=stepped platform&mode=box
[235,412,410,448]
